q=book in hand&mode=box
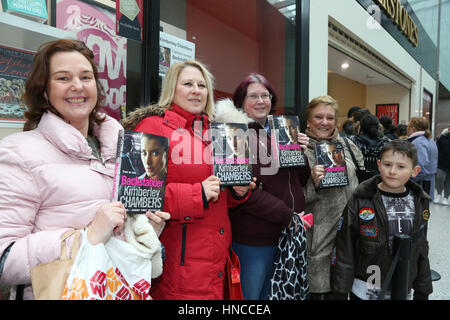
[315,141,349,188]
[211,122,253,186]
[267,115,306,168]
[112,130,169,213]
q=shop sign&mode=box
[1,0,48,23]
[159,32,195,77]
[373,0,418,47]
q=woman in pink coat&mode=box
[0,39,167,299]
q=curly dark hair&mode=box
[22,39,105,133]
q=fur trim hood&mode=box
[213,98,252,124]
[121,104,166,130]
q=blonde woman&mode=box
[122,60,254,300]
[406,117,438,198]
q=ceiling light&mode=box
[341,62,349,69]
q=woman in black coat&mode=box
[435,125,450,205]
[350,114,390,179]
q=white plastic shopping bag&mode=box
[62,229,153,300]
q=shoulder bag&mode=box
[30,229,81,300]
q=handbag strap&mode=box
[343,137,363,171]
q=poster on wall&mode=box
[0,44,35,126]
[159,32,195,77]
[56,0,127,121]
[116,0,143,42]
[376,103,399,126]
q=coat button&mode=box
[219,228,224,234]
[218,272,223,278]
[184,216,191,221]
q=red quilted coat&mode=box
[131,104,247,300]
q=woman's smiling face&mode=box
[172,66,208,115]
[307,103,336,139]
[46,50,98,135]
[242,83,272,124]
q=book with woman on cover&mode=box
[315,141,349,188]
[113,130,169,213]
[211,122,253,186]
[268,115,306,168]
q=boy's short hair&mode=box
[380,139,418,167]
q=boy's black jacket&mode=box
[331,175,433,298]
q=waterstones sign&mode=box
[373,0,418,47]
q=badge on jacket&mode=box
[359,208,375,221]
[422,209,430,221]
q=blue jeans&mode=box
[232,242,277,300]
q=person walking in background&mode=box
[351,108,371,136]
[339,119,354,138]
[229,73,311,300]
[339,106,361,138]
[121,60,255,300]
[303,95,364,300]
[435,124,450,205]
[347,106,362,121]
[407,117,438,199]
[379,115,398,140]
[396,123,408,139]
[350,114,390,180]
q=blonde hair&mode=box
[158,60,215,118]
[305,95,338,121]
[408,117,431,138]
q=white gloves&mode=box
[124,214,163,279]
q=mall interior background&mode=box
[0,0,449,139]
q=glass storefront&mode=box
[161,0,298,115]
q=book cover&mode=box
[315,141,349,188]
[211,122,252,186]
[268,115,306,168]
[112,130,169,213]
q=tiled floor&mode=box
[428,200,450,300]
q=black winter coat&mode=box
[437,130,450,170]
[331,176,433,298]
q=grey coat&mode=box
[303,128,365,293]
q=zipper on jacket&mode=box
[180,223,187,266]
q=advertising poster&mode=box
[0,44,34,124]
[56,0,127,121]
[376,103,399,126]
[159,31,195,77]
[116,0,143,42]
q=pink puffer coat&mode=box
[0,111,122,299]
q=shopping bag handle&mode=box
[60,230,81,260]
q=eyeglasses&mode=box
[246,93,272,101]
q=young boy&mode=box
[331,139,433,300]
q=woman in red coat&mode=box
[122,60,254,300]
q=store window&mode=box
[423,89,433,124]
[160,0,297,115]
